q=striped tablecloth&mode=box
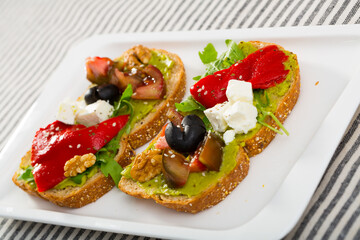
[0,0,359,239]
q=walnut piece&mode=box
[130,149,162,183]
[123,45,152,69]
[64,153,96,177]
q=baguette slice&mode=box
[12,45,186,208]
[118,41,300,213]
[243,41,300,157]
[117,47,187,165]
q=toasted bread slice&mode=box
[12,46,186,208]
[117,48,186,165]
[243,41,300,157]
[118,41,300,213]
[119,147,249,213]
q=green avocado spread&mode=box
[126,50,174,128]
[122,139,239,197]
[122,42,298,197]
[128,99,159,129]
[54,165,99,189]
[148,50,174,80]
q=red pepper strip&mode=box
[190,45,289,108]
[31,115,129,192]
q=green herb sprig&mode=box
[254,90,289,136]
[194,39,244,80]
[98,84,135,185]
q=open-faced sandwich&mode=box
[12,45,186,208]
[118,40,300,213]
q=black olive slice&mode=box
[97,84,120,105]
[84,86,99,105]
[165,114,206,153]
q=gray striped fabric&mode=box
[0,0,359,239]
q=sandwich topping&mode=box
[64,153,96,178]
[31,115,129,192]
[190,44,289,108]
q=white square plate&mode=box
[1,25,359,239]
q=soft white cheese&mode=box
[203,80,258,143]
[226,80,253,104]
[223,129,236,144]
[223,101,257,134]
[204,102,230,132]
[56,99,82,125]
[75,100,114,127]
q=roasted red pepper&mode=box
[190,45,289,108]
[31,115,129,192]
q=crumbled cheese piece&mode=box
[223,129,236,144]
[223,101,257,134]
[56,99,82,125]
[204,80,258,136]
[204,102,230,132]
[76,100,114,127]
[226,80,253,104]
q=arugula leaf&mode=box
[193,75,201,81]
[256,104,289,136]
[97,84,137,185]
[175,96,206,112]
[120,84,133,101]
[69,165,96,184]
[199,43,218,64]
[100,158,123,185]
[194,39,244,80]
[96,121,130,185]
[224,39,245,64]
[175,96,212,131]
[112,84,133,117]
[17,166,34,182]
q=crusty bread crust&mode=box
[118,41,300,213]
[12,46,186,208]
[119,148,249,213]
[243,41,300,157]
[13,151,115,208]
